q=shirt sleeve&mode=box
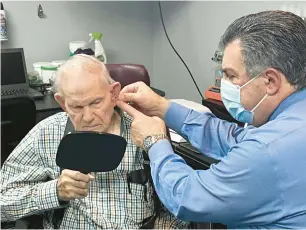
[0,125,67,222]
[164,102,247,160]
[148,139,280,227]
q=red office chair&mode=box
[106,64,168,136]
[106,64,150,87]
[106,64,165,97]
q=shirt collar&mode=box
[268,88,306,121]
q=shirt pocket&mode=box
[125,182,155,224]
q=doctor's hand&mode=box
[57,169,95,201]
[117,100,167,147]
[119,82,170,118]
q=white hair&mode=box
[52,54,114,94]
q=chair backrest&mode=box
[106,64,150,88]
[106,64,171,138]
[1,96,36,165]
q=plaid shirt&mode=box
[1,112,188,229]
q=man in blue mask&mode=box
[221,73,268,125]
[116,11,306,228]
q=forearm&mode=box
[164,102,246,159]
[1,179,66,222]
[148,140,278,225]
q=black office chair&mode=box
[1,96,36,165]
[1,96,40,229]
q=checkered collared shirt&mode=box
[1,112,189,229]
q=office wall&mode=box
[2,1,305,101]
[151,1,306,102]
[1,1,154,74]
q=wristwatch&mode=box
[143,134,168,153]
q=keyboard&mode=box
[1,88,44,99]
[1,89,29,96]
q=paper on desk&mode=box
[170,99,211,113]
[169,129,187,143]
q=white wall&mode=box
[2,1,305,100]
[1,1,154,74]
[151,1,306,102]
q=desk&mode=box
[172,142,218,169]
[35,93,61,112]
[34,93,63,123]
[202,98,244,127]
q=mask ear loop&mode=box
[243,93,268,128]
[240,74,260,89]
[251,94,268,113]
[240,74,267,128]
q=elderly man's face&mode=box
[56,71,120,133]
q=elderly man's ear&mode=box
[54,93,67,112]
[110,82,121,103]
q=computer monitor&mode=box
[1,48,29,88]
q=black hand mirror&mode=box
[56,132,127,174]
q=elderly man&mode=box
[0,54,188,229]
[116,11,306,228]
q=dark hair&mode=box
[74,48,95,56]
[219,11,306,90]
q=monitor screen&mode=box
[1,50,27,85]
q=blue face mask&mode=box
[221,76,268,125]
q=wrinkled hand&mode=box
[119,82,170,118]
[57,169,95,201]
[117,101,167,147]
